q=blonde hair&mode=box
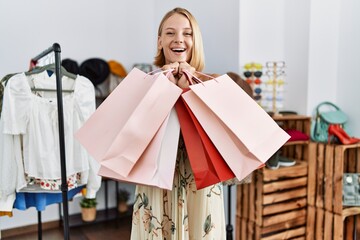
[154,7,205,71]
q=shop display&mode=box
[236,115,311,239]
[0,44,101,240]
[311,101,360,144]
[62,58,127,102]
[242,61,286,115]
[242,62,264,105]
[263,61,286,114]
[308,142,360,239]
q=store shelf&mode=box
[236,115,311,240]
[307,142,360,239]
[67,206,132,228]
[284,140,310,146]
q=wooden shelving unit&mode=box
[236,115,311,239]
[67,207,132,228]
[307,142,360,240]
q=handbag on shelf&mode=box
[311,101,349,143]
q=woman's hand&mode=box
[177,62,196,88]
[161,62,180,85]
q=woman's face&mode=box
[158,13,193,64]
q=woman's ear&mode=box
[157,36,162,50]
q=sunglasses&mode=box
[266,61,285,69]
[250,87,262,101]
[265,79,285,86]
[266,70,285,77]
[244,70,263,78]
[265,96,283,101]
[254,87,262,94]
[244,62,263,70]
[254,95,262,101]
[246,78,262,85]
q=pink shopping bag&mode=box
[75,68,182,177]
[182,73,289,181]
[98,108,180,190]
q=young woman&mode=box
[130,7,226,239]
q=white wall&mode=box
[336,0,360,136]
[283,0,311,115]
[307,0,341,114]
[0,0,156,76]
[239,0,286,65]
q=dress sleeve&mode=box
[0,74,29,211]
[83,155,102,199]
[0,121,26,211]
[74,76,96,122]
[75,76,101,198]
[2,73,32,134]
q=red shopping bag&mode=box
[75,68,182,177]
[182,72,290,182]
[175,92,235,190]
[98,108,180,190]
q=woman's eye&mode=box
[166,32,174,36]
[184,32,192,36]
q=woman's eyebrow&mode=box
[164,27,192,31]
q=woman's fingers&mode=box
[163,62,180,75]
[177,74,190,88]
[162,62,180,84]
[178,62,195,77]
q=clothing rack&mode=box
[31,43,70,240]
[226,185,233,240]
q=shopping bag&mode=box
[175,94,235,189]
[98,108,180,190]
[182,74,290,181]
[75,68,182,177]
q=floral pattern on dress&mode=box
[25,173,81,191]
[131,135,226,239]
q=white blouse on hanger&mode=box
[0,71,101,211]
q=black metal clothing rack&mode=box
[31,43,70,240]
[226,185,233,240]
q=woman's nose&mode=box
[174,34,183,43]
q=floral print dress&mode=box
[131,136,226,240]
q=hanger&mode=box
[26,63,76,93]
[26,63,77,79]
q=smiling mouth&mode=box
[171,48,186,53]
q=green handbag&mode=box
[311,101,348,143]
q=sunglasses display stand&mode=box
[242,62,263,106]
[264,61,286,116]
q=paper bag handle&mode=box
[146,68,174,78]
[183,70,218,85]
